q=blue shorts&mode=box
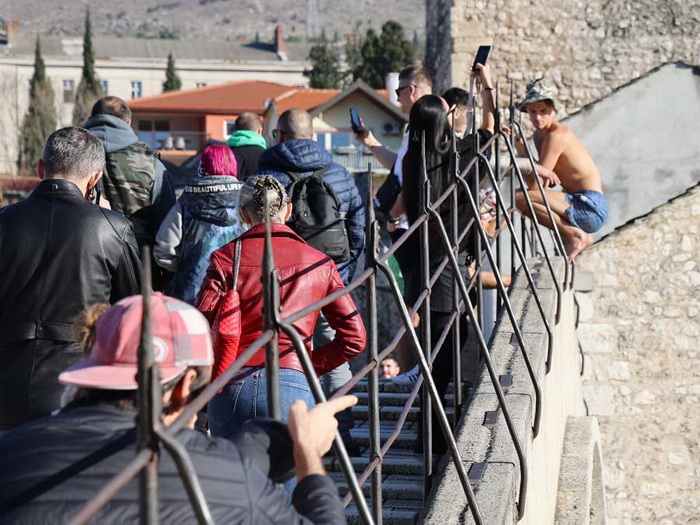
[565,190,608,233]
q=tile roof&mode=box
[128,79,396,117]
[274,88,341,113]
[1,36,311,63]
[129,80,297,114]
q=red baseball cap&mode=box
[59,293,214,390]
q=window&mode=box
[224,120,236,137]
[130,81,143,99]
[100,80,109,94]
[196,82,207,88]
[137,119,171,149]
[316,131,352,151]
[63,79,75,103]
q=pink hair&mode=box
[200,145,238,177]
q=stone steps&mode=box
[351,404,455,422]
[333,378,467,523]
[354,391,455,407]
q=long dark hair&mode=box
[402,95,453,224]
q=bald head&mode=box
[277,109,313,141]
[235,112,263,132]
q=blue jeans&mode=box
[208,367,315,440]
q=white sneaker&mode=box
[393,365,420,385]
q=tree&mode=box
[18,37,57,175]
[352,28,382,88]
[348,22,413,89]
[162,53,182,92]
[377,21,414,78]
[307,39,342,89]
[73,8,104,125]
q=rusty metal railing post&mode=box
[450,112,463,426]
[262,193,281,420]
[137,247,161,524]
[418,132,434,496]
[365,164,383,524]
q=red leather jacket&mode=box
[197,223,366,377]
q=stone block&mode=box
[578,323,616,354]
[583,385,615,416]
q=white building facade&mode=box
[0,32,309,174]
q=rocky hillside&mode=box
[2,0,425,45]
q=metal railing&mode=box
[68,82,573,525]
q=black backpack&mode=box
[287,167,350,263]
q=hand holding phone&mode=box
[349,107,366,134]
[472,45,491,72]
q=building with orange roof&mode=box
[130,79,407,172]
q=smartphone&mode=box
[472,45,491,71]
[349,107,365,134]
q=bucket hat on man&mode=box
[517,78,558,112]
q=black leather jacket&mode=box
[0,179,141,428]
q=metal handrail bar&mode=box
[364,173,382,525]
[136,251,160,524]
[277,318,373,522]
[340,308,458,508]
[418,133,435,492]
[281,267,374,325]
[153,426,213,524]
[341,374,423,507]
[419,200,529,520]
[428,182,543,437]
[477,151,555,372]
[168,331,275,434]
[510,121,570,289]
[498,131,564,322]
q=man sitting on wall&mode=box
[513,79,608,259]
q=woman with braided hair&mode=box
[197,175,366,440]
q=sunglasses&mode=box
[395,84,416,98]
[271,129,282,139]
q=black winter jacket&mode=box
[0,179,141,429]
[231,144,265,181]
[0,402,346,524]
[256,139,365,284]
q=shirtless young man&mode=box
[514,79,608,259]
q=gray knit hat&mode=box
[517,78,558,112]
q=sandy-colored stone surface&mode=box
[576,185,700,524]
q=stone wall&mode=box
[426,0,700,114]
[576,184,700,523]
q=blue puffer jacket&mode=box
[154,175,243,304]
[255,139,365,284]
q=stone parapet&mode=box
[422,256,591,524]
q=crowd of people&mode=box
[0,60,607,521]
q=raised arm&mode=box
[473,63,495,133]
[355,129,398,170]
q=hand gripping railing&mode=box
[68,88,570,525]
